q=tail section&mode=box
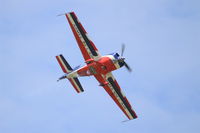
[56,54,84,93]
[56,54,72,73]
[68,77,84,93]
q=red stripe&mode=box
[70,12,98,51]
[66,14,91,61]
[69,78,80,93]
[104,85,131,119]
[56,56,67,73]
[94,74,131,119]
[114,80,137,119]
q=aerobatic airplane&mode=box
[56,12,137,120]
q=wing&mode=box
[94,73,137,120]
[65,12,101,61]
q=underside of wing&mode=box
[95,73,137,120]
[65,12,101,61]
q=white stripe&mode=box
[71,78,82,93]
[67,13,101,61]
[106,73,133,119]
[58,56,70,73]
[67,14,94,59]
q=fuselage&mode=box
[66,53,125,79]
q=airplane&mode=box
[56,12,137,120]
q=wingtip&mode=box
[121,117,136,123]
[121,119,131,123]
[57,11,75,17]
[122,115,137,123]
[67,11,75,14]
[57,13,66,17]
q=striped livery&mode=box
[56,12,137,120]
[65,12,101,61]
[56,54,84,93]
[94,73,137,119]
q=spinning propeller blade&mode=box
[121,43,125,56]
[124,62,132,72]
[120,44,132,72]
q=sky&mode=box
[0,0,200,133]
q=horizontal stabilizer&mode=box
[68,77,84,93]
[56,54,72,73]
[56,54,84,93]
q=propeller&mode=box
[121,43,125,56]
[124,62,132,72]
[119,44,132,72]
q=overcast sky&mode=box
[1,0,200,133]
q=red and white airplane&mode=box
[56,12,137,120]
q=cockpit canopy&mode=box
[109,52,125,67]
[109,52,120,59]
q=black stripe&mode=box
[107,77,137,119]
[70,13,98,56]
[60,55,72,71]
[73,77,84,92]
